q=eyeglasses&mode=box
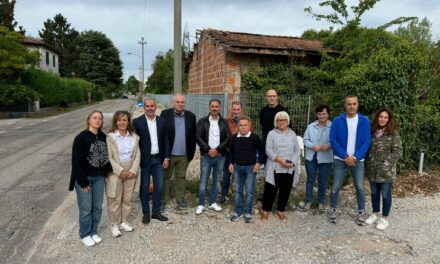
[277,119,287,122]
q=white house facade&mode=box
[23,36,59,75]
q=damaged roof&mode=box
[200,28,337,54]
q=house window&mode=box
[46,52,49,65]
[53,55,56,67]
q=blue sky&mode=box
[15,0,440,81]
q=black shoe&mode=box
[152,213,169,221]
[142,214,151,224]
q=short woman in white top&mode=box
[106,111,140,237]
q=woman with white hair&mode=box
[261,111,301,221]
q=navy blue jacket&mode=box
[160,108,197,162]
[133,115,169,167]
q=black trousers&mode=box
[262,171,294,212]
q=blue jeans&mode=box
[140,157,164,215]
[75,176,105,239]
[305,155,332,204]
[370,182,392,217]
[232,164,256,215]
[198,154,225,206]
[221,151,231,199]
[330,159,365,210]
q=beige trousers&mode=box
[107,162,136,225]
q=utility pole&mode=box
[139,37,147,96]
[139,66,142,95]
[174,0,182,93]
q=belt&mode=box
[150,153,160,159]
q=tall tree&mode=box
[0,26,38,80]
[0,0,25,34]
[39,14,79,77]
[125,75,140,95]
[76,30,123,95]
[146,49,174,94]
[0,26,39,105]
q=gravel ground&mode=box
[25,176,440,264]
[23,105,440,263]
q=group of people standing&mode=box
[69,90,402,247]
[69,95,197,247]
[302,95,402,230]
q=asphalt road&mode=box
[0,99,135,264]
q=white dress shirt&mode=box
[146,115,159,155]
[115,130,134,162]
[208,115,220,149]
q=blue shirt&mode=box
[303,120,333,163]
[171,113,186,156]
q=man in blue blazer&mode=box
[133,98,170,224]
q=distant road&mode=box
[0,99,134,264]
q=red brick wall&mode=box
[188,35,226,94]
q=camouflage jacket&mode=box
[366,133,403,183]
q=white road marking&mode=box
[14,127,22,129]
[0,131,6,134]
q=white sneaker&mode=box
[195,205,205,215]
[118,222,133,232]
[365,214,378,225]
[111,224,121,237]
[81,236,95,247]
[376,218,390,230]
[208,202,222,212]
[91,234,102,243]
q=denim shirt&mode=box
[303,120,333,163]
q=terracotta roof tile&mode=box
[203,29,335,53]
[23,36,46,45]
[23,36,58,53]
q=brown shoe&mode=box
[276,211,287,221]
[261,211,269,221]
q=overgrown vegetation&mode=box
[1,2,124,107]
[242,1,439,170]
[20,68,96,107]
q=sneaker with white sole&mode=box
[91,234,102,243]
[230,213,243,222]
[119,222,133,232]
[196,205,205,215]
[328,208,337,224]
[303,202,312,212]
[81,236,95,247]
[357,210,366,226]
[365,214,378,225]
[111,224,121,237]
[244,214,253,223]
[376,218,390,230]
[318,203,325,212]
[208,202,222,212]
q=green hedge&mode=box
[20,68,96,107]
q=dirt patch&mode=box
[329,233,412,255]
[394,169,440,197]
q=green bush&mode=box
[0,81,39,106]
[21,68,95,107]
